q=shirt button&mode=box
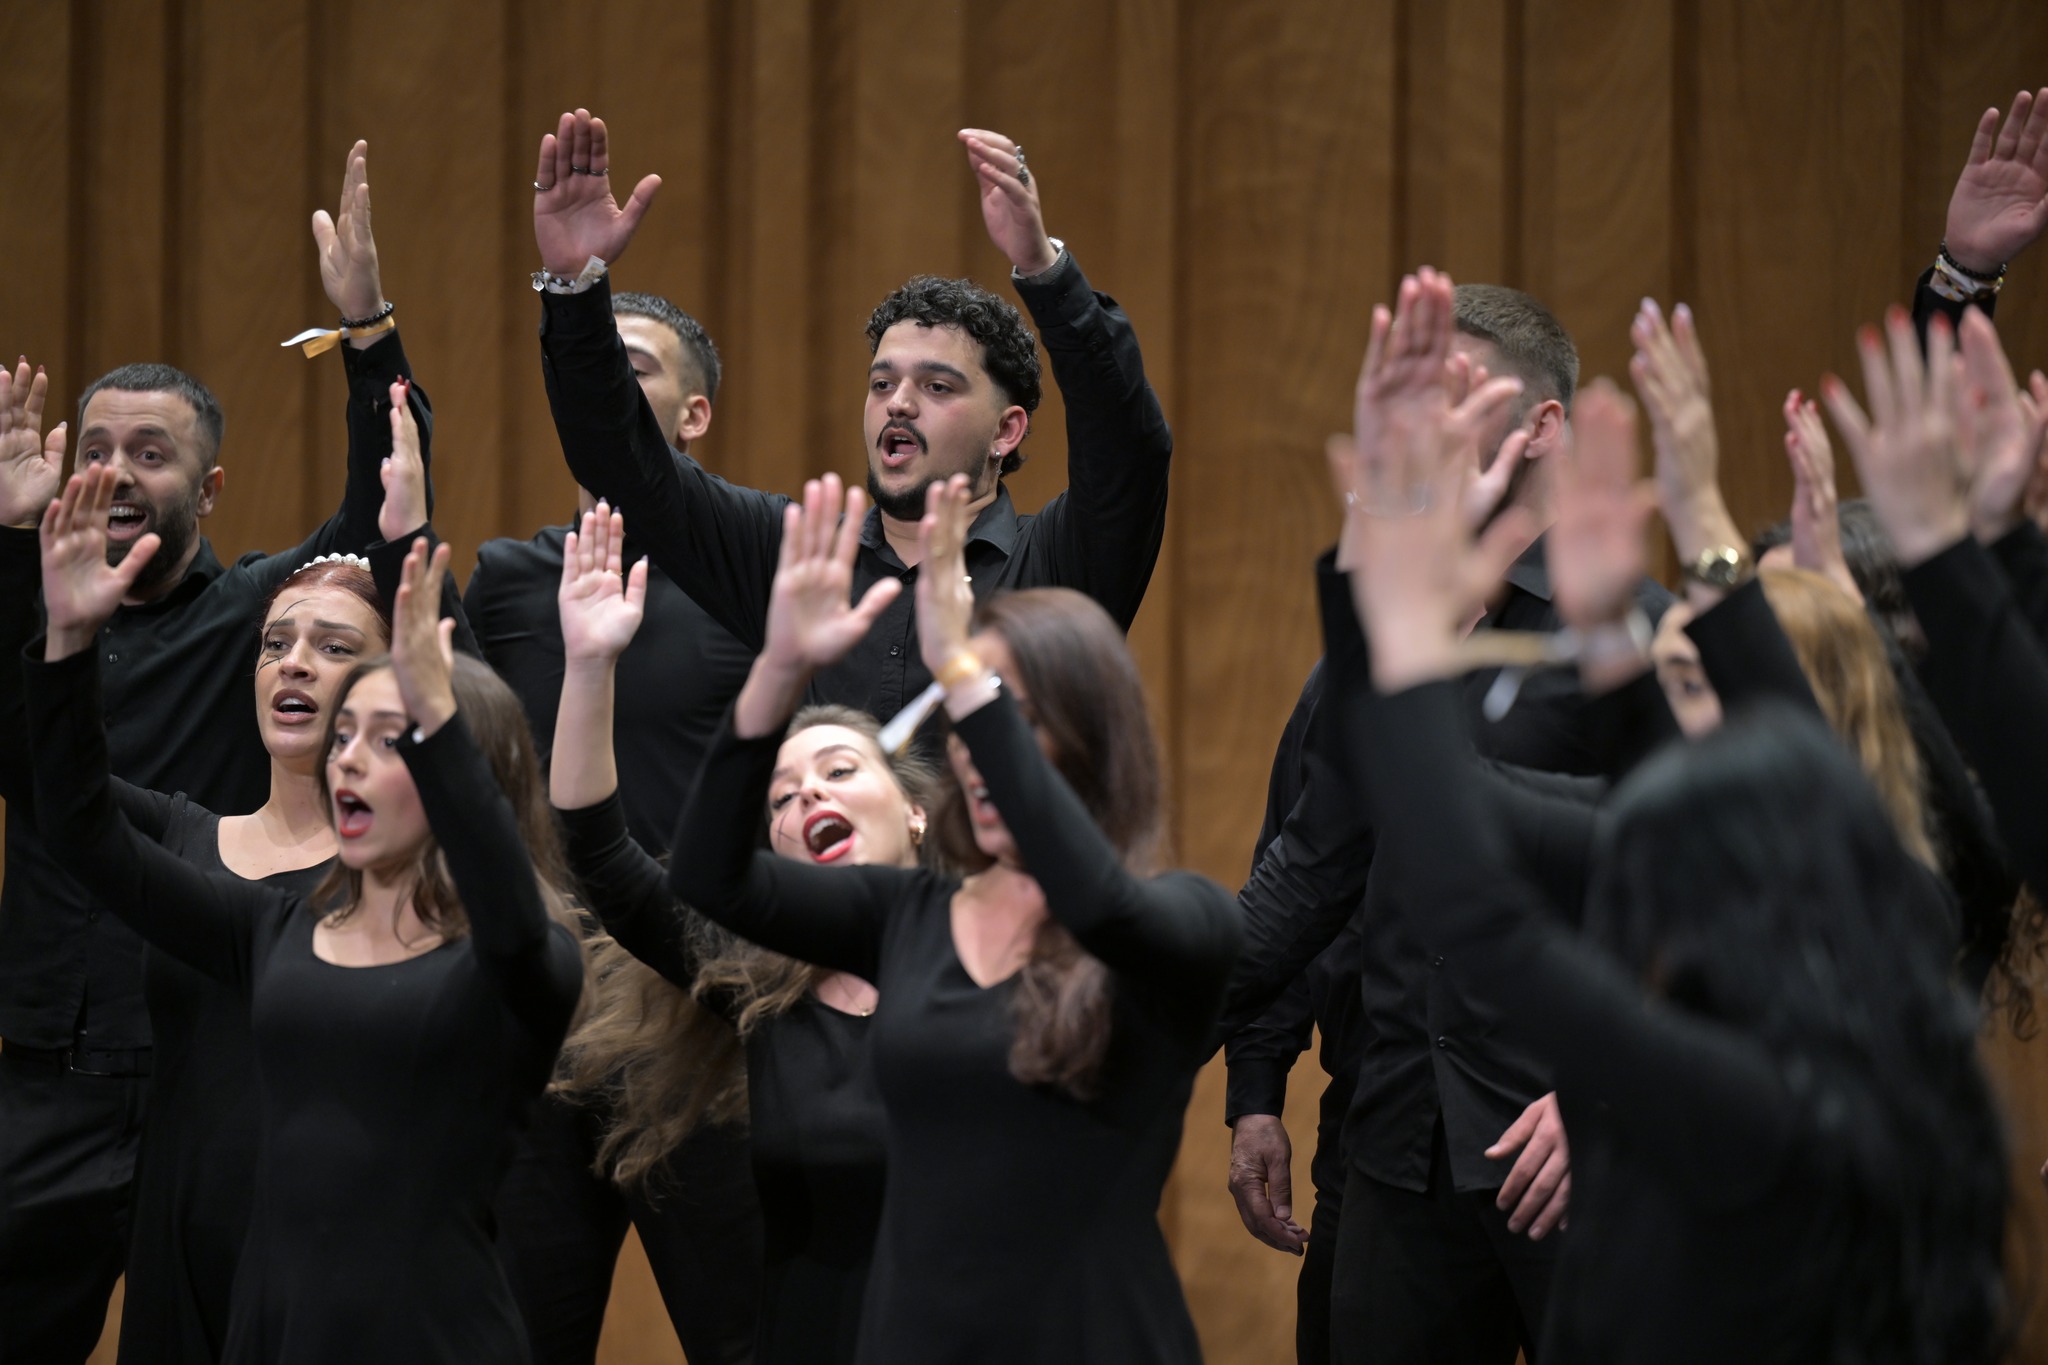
[107,652,118,664]
[1435,1036,1449,1049]
[889,645,901,657]
[1433,955,1445,969]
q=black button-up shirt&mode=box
[466,522,756,854]
[0,335,421,1049]
[1225,540,1672,1194]
[536,252,1172,720]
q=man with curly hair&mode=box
[531,112,1171,722]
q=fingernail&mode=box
[1674,303,1692,323]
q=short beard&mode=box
[866,468,938,522]
[110,495,200,600]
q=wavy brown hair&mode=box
[933,588,1165,1102]
[313,656,591,997]
[557,705,936,1190]
[1759,569,1935,868]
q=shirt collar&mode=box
[124,539,226,614]
[1502,533,1552,602]
[858,481,1022,561]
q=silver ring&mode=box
[570,165,607,176]
[1013,147,1029,186]
[533,180,556,192]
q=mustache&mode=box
[876,422,928,452]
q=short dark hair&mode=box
[613,291,722,403]
[75,363,226,468]
[1452,284,1579,411]
[866,276,1042,476]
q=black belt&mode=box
[0,1039,153,1077]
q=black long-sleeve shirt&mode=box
[1905,536,2048,898]
[25,642,582,1364]
[1223,540,1672,1193]
[467,522,755,853]
[536,254,1171,721]
[0,333,425,1050]
[670,693,1240,1363]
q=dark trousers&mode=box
[1297,1174,1342,1365]
[0,1054,146,1365]
[495,1092,763,1365]
[1330,1118,1557,1365]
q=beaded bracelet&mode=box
[338,299,396,330]
[1938,240,2006,284]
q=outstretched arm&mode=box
[532,109,786,649]
[961,132,1173,632]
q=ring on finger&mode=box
[533,180,556,192]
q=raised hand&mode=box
[915,475,978,677]
[1782,388,1861,603]
[40,466,158,661]
[1629,299,1741,569]
[1332,328,1538,693]
[1944,90,2048,274]
[0,358,66,528]
[2020,373,2048,534]
[311,141,387,328]
[389,537,458,738]
[533,109,662,278]
[377,379,426,542]
[1548,379,1654,634]
[558,502,648,665]
[1353,269,1456,496]
[1950,309,2047,545]
[958,130,1058,277]
[1821,309,1968,568]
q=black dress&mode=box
[557,794,885,1365]
[671,693,1242,1364]
[26,646,584,1365]
[124,795,328,1361]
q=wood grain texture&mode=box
[8,4,2048,1362]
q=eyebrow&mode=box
[769,744,866,782]
[339,707,410,723]
[868,359,972,385]
[269,618,367,635]
[623,343,662,364]
[80,424,176,443]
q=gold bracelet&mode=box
[936,651,984,688]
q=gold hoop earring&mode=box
[909,816,927,846]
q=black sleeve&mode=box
[0,528,43,806]
[558,793,702,992]
[1253,659,1321,867]
[1987,522,2048,647]
[1341,675,1802,1201]
[399,712,583,1044]
[1477,760,1602,925]
[669,717,910,982]
[1583,668,1685,782]
[1911,265,1997,345]
[1223,968,1313,1123]
[538,281,786,651]
[368,524,479,659]
[1211,561,1379,1046]
[25,645,275,988]
[1007,252,1173,632]
[1902,537,2048,896]
[952,691,1241,1032]
[250,332,427,597]
[1683,576,1824,720]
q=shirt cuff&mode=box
[1224,1059,1294,1126]
[1010,245,1095,329]
[339,324,412,388]
[539,273,619,343]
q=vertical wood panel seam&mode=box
[1391,0,1412,275]
[64,1,91,415]
[1671,0,1699,305]
[499,0,525,537]
[303,0,326,530]
[1501,0,1524,285]
[162,0,187,364]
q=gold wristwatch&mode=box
[1685,544,1750,590]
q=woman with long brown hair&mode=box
[547,504,933,1365]
[672,473,1241,1364]
[24,472,586,1364]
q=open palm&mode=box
[762,475,898,675]
[41,467,158,652]
[0,360,67,528]
[558,504,647,663]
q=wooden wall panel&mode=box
[14,3,2048,1362]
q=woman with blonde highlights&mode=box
[549,505,932,1365]
[672,473,1240,1364]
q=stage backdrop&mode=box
[3,1,2045,1361]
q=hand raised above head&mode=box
[534,109,662,279]
[915,474,977,676]
[1944,90,2048,274]
[1950,308,2046,546]
[959,129,1058,277]
[558,502,648,665]
[311,141,387,328]
[1781,388,1861,604]
[40,466,158,660]
[0,358,66,528]
[389,537,458,738]
[1549,379,1654,635]
[760,474,900,677]
[377,379,426,543]
[1821,308,1969,568]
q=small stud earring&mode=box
[909,816,927,846]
